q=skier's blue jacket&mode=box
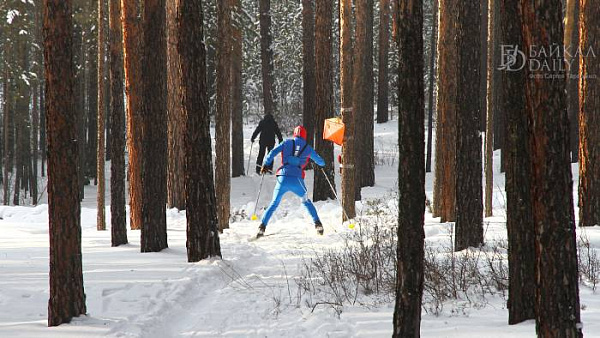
[263,137,325,178]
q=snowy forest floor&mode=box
[1,120,600,337]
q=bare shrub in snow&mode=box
[577,231,600,291]
[296,195,510,317]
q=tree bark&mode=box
[166,0,186,209]
[140,0,168,252]
[454,0,483,252]
[357,0,375,189]
[425,0,438,174]
[97,0,106,231]
[433,0,457,222]
[231,0,245,178]
[578,0,600,228]
[340,0,355,220]
[122,0,143,230]
[109,0,127,246]
[43,0,87,326]
[521,1,582,336]
[216,0,232,231]
[376,0,390,124]
[302,0,316,146]
[393,0,425,336]
[313,0,335,202]
[500,0,536,325]
[565,0,579,163]
[484,0,495,218]
[87,0,98,181]
[177,0,222,261]
[259,0,277,117]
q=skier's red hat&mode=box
[293,126,307,140]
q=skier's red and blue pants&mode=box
[261,137,325,226]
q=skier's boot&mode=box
[256,224,266,238]
[315,221,324,235]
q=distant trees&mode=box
[43,0,87,326]
[393,0,425,335]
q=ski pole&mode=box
[246,142,254,176]
[250,173,265,220]
[319,166,355,228]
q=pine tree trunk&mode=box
[231,0,245,178]
[166,0,186,209]
[122,0,143,230]
[97,0,106,231]
[484,0,495,218]
[578,0,600,228]
[313,0,335,202]
[433,0,457,222]
[43,0,87,326]
[501,0,535,325]
[521,2,582,336]
[2,62,12,204]
[14,36,30,206]
[360,0,375,188]
[454,0,483,252]
[565,0,579,163]
[425,0,438,174]
[140,0,168,252]
[376,0,390,124]
[393,1,425,335]
[87,1,98,181]
[31,87,39,204]
[259,0,276,117]
[216,0,232,231]
[479,0,488,132]
[109,0,127,246]
[74,26,86,201]
[340,0,355,220]
[302,0,316,146]
[40,83,46,178]
[177,0,222,261]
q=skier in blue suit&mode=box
[257,125,325,238]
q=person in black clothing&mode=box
[251,114,283,174]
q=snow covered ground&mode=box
[1,120,600,337]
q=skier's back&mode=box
[256,126,325,237]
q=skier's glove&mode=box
[260,166,269,175]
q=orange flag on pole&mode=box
[323,117,345,146]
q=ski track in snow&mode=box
[2,121,600,337]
